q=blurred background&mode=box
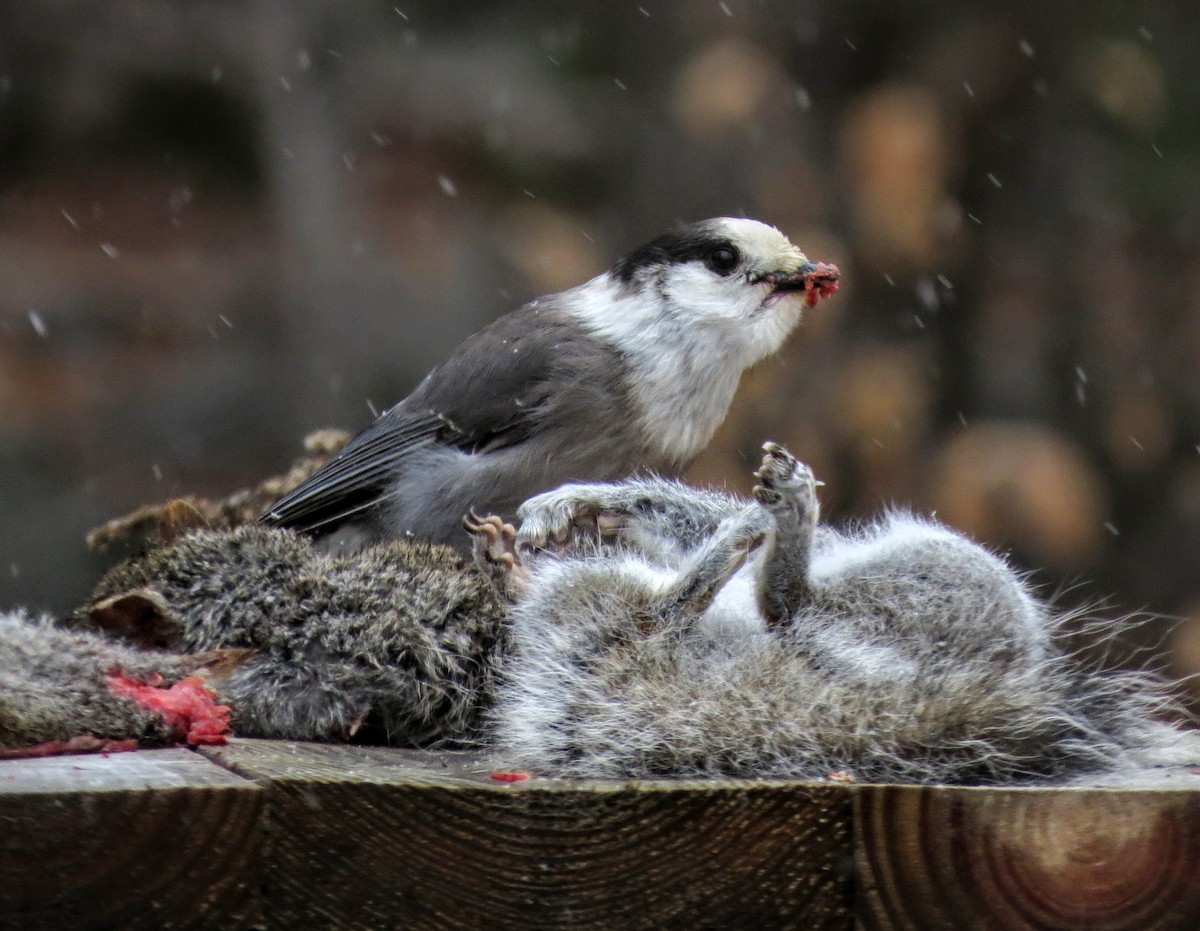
[2,1,1199,691]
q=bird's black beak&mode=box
[759,261,841,307]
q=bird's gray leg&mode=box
[464,511,527,599]
[751,442,819,627]
[661,505,771,620]
[516,479,737,556]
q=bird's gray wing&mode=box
[405,308,598,456]
[261,307,611,532]
[259,409,446,532]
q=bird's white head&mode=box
[568,218,839,369]
[555,217,841,468]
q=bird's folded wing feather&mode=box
[258,410,447,531]
[260,307,594,532]
[412,309,592,455]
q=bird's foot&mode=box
[464,511,527,598]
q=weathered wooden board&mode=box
[202,739,854,930]
[0,748,264,931]
[855,778,1200,931]
[6,739,1200,930]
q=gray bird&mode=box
[260,218,840,549]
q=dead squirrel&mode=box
[63,430,506,747]
[3,520,505,753]
[78,526,507,744]
[488,442,1195,783]
[0,608,223,753]
[31,441,1191,781]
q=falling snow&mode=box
[27,310,47,337]
[3,0,1198,675]
[915,278,939,311]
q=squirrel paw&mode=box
[516,488,626,556]
[752,442,821,521]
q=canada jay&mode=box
[261,218,840,549]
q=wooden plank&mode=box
[202,739,854,930]
[0,748,264,931]
[854,779,1200,930]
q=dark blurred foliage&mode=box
[2,1,1199,691]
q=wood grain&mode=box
[0,748,264,930]
[203,739,854,930]
[9,740,1197,929]
[855,781,1200,930]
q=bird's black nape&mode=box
[613,220,734,284]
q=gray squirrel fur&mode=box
[7,442,1192,781]
[491,442,1195,783]
[0,609,182,749]
[78,528,506,744]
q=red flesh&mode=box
[802,262,841,308]
[0,737,139,759]
[489,771,531,783]
[107,672,232,746]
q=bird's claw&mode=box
[464,511,526,597]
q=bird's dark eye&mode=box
[705,245,739,275]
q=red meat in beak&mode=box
[762,262,841,308]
